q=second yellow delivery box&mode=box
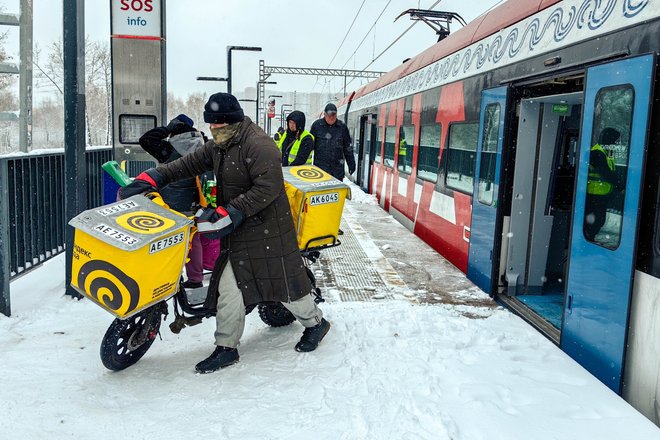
[283,165,351,250]
[68,195,193,319]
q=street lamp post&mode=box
[196,76,228,92]
[227,46,262,94]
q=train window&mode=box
[583,85,634,250]
[384,127,396,168]
[446,122,478,194]
[397,125,415,174]
[119,114,157,144]
[417,124,441,183]
[375,126,383,163]
[477,104,501,206]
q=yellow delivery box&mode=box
[68,195,193,319]
[283,165,351,250]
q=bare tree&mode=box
[0,23,18,153]
[0,29,14,91]
[85,41,112,145]
[32,38,113,147]
[32,97,64,148]
[167,92,208,136]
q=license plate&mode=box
[309,192,339,206]
[149,232,185,254]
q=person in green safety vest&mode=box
[398,126,408,173]
[276,110,314,166]
[584,127,620,241]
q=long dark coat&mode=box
[156,117,312,306]
[309,117,355,180]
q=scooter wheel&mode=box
[100,306,162,371]
[257,304,296,327]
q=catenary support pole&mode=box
[19,0,33,153]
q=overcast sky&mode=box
[1,0,502,99]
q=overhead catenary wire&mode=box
[340,0,393,70]
[327,0,367,68]
[342,0,443,92]
[313,0,367,93]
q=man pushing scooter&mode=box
[119,93,331,374]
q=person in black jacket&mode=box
[138,114,206,214]
[310,103,355,180]
[139,114,217,289]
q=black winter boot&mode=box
[195,346,239,373]
[183,280,203,289]
[295,318,331,352]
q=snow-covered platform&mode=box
[2,183,659,439]
[316,187,496,314]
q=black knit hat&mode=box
[203,92,245,124]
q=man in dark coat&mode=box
[310,103,356,180]
[119,93,330,373]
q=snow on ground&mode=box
[2,185,660,439]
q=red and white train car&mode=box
[339,0,660,425]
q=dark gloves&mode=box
[117,168,168,200]
[194,204,244,237]
[166,118,186,134]
[151,126,170,138]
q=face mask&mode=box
[210,123,240,147]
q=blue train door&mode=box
[467,86,508,293]
[561,54,656,393]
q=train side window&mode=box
[416,124,441,183]
[375,126,383,163]
[384,127,396,168]
[397,125,415,174]
[477,104,501,206]
[583,85,634,250]
[445,122,478,195]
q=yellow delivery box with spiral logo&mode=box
[68,195,193,319]
[282,165,351,250]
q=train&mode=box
[336,0,660,425]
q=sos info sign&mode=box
[111,0,161,38]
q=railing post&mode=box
[0,159,11,317]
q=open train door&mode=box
[562,54,655,393]
[357,114,376,192]
[467,86,508,293]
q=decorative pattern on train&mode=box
[350,0,652,112]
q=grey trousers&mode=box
[214,264,324,348]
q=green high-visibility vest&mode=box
[399,139,407,157]
[277,130,314,165]
[587,143,615,196]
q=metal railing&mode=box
[1,147,112,316]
